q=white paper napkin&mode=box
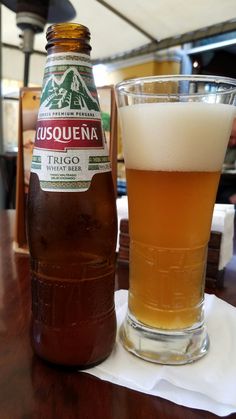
[85,290,236,417]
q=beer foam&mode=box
[119,102,236,171]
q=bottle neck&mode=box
[46,23,91,56]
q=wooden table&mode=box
[0,210,236,419]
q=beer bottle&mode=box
[27,23,117,367]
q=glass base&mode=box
[119,311,209,365]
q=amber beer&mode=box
[27,23,117,367]
[127,168,220,329]
[119,101,235,330]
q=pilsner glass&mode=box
[116,75,236,364]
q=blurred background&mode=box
[0,0,236,207]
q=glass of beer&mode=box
[116,75,236,364]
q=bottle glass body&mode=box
[27,23,117,367]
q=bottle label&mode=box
[31,52,111,192]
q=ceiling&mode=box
[1,0,236,63]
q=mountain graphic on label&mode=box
[40,67,100,111]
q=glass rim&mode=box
[115,74,236,98]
